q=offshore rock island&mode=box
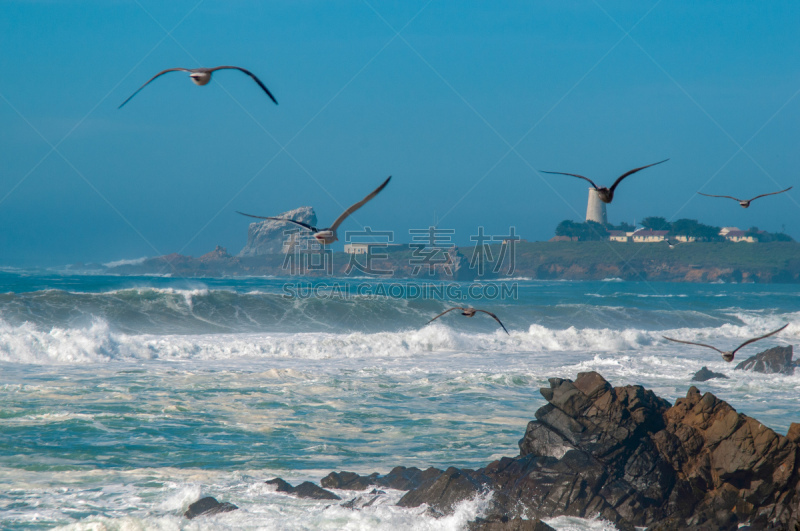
[188,371,800,530]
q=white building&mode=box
[631,229,669,242]
[585,188,607,224]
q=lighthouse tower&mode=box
[585,188,607,224]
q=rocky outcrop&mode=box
[321,466,443,491]
[184,496,237,519]
[735,345,795,375]
[468,516,556,530]
[692,366,729,381]
[390,372,800,530]
[199,245,231,262]
[238,206,317,256]
[266,478,341,500]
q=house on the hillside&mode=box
[631,229,668,243]
[608,230,630,242]
[673,235,697,242]
[719,227,756,243]
[344,242,404,254]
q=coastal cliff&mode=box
[101,242,800,283]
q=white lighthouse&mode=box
[585,188,607,224]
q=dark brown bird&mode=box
[697,187,793,208]
[119,66,277,108]
[426,307,509,335]
[237,176,391,245]
[542,159,669,203]
[663,323,788,362]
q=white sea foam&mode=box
[1,315,796,365]
[102,256,148,268]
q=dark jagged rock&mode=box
[321,471,380,490]
[184,496,238,519]
[266,478,341,500]
[692,366,729,382]
[396,466,490,514]
[468,515,556,530]
[320,466,443,492]
[735,345,794,375]
[391,371,800,530]
[341,488,386,509]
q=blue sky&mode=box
[1,1,799,266]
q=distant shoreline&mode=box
[74,241,800,283]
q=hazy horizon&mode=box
[2,1,798,267]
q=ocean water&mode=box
[1,271,798,530]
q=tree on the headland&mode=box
[607,221,635,232]
[746,226,794,242]
[555,220,609,241]
[641,217,671,231]
[670,219,723,241]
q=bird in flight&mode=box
[425,307,509,335]
[664,238,681,249]
[697,187,793,208]
[237,176,391,245]
[663,323,788,362]
[119,66,277,108]
[541,159,669,203]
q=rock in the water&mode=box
[397,466,489,514]
[393,371,800,530]
[321,471,379,490]
[341,488,386,509]
[184,496,238,519]
[734,345,794,375]
[468,516,556,531]
[238,206,317,256]
[320,466,443,492]
[266,478,340,500]
[691,366,729,381]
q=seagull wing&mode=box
[697,192,742,202]
[730,324,789,355]
[609,159,669,193]
[210,66,278,104]
[425,307,464,326]
[236,212,317,232]
[118,68,191,108]
[747,187,793,202]
[662,336,725,355]
[540,171,598,189]
[475,310,510,335]
[329,176,391,231]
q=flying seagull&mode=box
[237,176,391,245]
[425,307,509,335]
[119,66,278,108]
[541,159,669,203]
[663,323,788,362]
[664,237,681,249]
[697,187,793,208]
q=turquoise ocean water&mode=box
[1,271,798,530]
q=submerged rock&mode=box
[389,371,800,530]
[734,345,794,375]
[184,496,238,519]
[468,516,556,531]
[265,478,340,500]
[691,366,729,381]
[320,466,443,492]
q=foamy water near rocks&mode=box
[188,371,800,530]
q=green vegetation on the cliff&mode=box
[503,241,800,282]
